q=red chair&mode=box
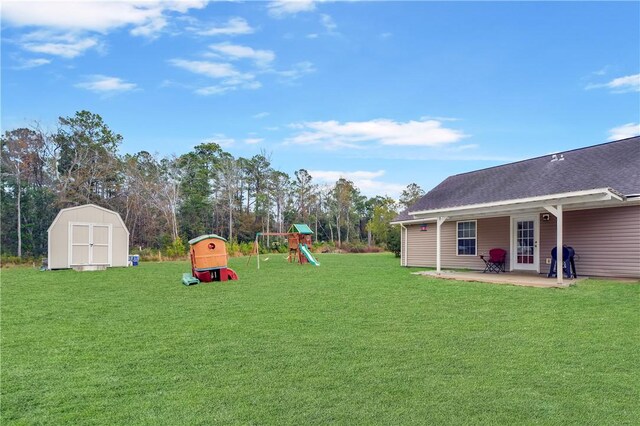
[480,248,507,273]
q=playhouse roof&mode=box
[188,234,227,245]
[288,224,314,234]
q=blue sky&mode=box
[2,1,639,198]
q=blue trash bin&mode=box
[129,255,140,266]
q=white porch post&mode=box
[556,204,563,285]
[400,224,407,266]
[544,205,564,285]
[436,216,447,273]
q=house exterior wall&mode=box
[405,216,510,270]
[539,205,640,278]
[403,204,640,278]
[48,205,129,269]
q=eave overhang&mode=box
[391,187,627,225]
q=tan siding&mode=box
[404,205,639,278]
[49,219,69,269]
[539,205,640,278]
[405,217,510,270]
[406,222,436,267]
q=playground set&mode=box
[182,234,239,286]
[252,224,320,269]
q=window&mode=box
[457,221,476,256]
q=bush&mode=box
[227,240,241,257]
[239,242,255,256]
[386,228,401,258]
[1,255,41,268]
[339,242,385,254]
[165,237,186,259]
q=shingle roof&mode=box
[394,136,640,222]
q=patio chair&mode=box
[480,248,507,273]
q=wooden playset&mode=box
[251,223,320,269]
[182,234,238,285]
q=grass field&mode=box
[2,253,639,424]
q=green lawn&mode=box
[2,253,638,425]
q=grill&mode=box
[548,246,577,279]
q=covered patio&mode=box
[413,270,584,288]
[402,187,626,286]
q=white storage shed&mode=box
[47,204,130,269]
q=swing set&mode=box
[249,224,320,269]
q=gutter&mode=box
[390,217,438,226]
[408,187,624,218]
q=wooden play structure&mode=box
[252,224,320,269]
[182,234,238,285]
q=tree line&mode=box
[1,110,426,258]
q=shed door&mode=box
[70,223,112,266]
[92,225,111,265]
[70,224,91,265]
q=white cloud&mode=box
[308,169,405,198]
[608,123,640,141]
[268,0,318,17]
[75,75,137,93]
[286,118,468,148]
[13,58,52,70]
[169,58,261,95]
[587,73,640,93]
[129,17,168,37]
[169,58,245,79]
[205,134,235,147]
[379,32,392,39]
[195,17,255,36]
[194,85,234,96]
[274,61,316,81]
[253,112,270,119]
[20,31,99,58]
[209,43,275,67]
[320,14,336,32]
[2,1,207,36]
[244,138,264,145]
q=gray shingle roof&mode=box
[394,136,640,222]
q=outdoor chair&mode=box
[480,248,507,273]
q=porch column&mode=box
[556,205,563,285]
[436,216,447,273]
[544,205,564,285]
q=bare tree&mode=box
[1,128,48,257]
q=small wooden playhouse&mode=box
[184,234,238,285]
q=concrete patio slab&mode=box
[413,270,584,288]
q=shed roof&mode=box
[288,224,314,234]
[394,136,640,222]
[47,203,128,234]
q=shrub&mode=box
[239,242,255,256]
[386,228,401,257]
[0,255,41,268]
[227,240,242,258]
[165,237,186,259]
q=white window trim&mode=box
[456,220,477,256]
